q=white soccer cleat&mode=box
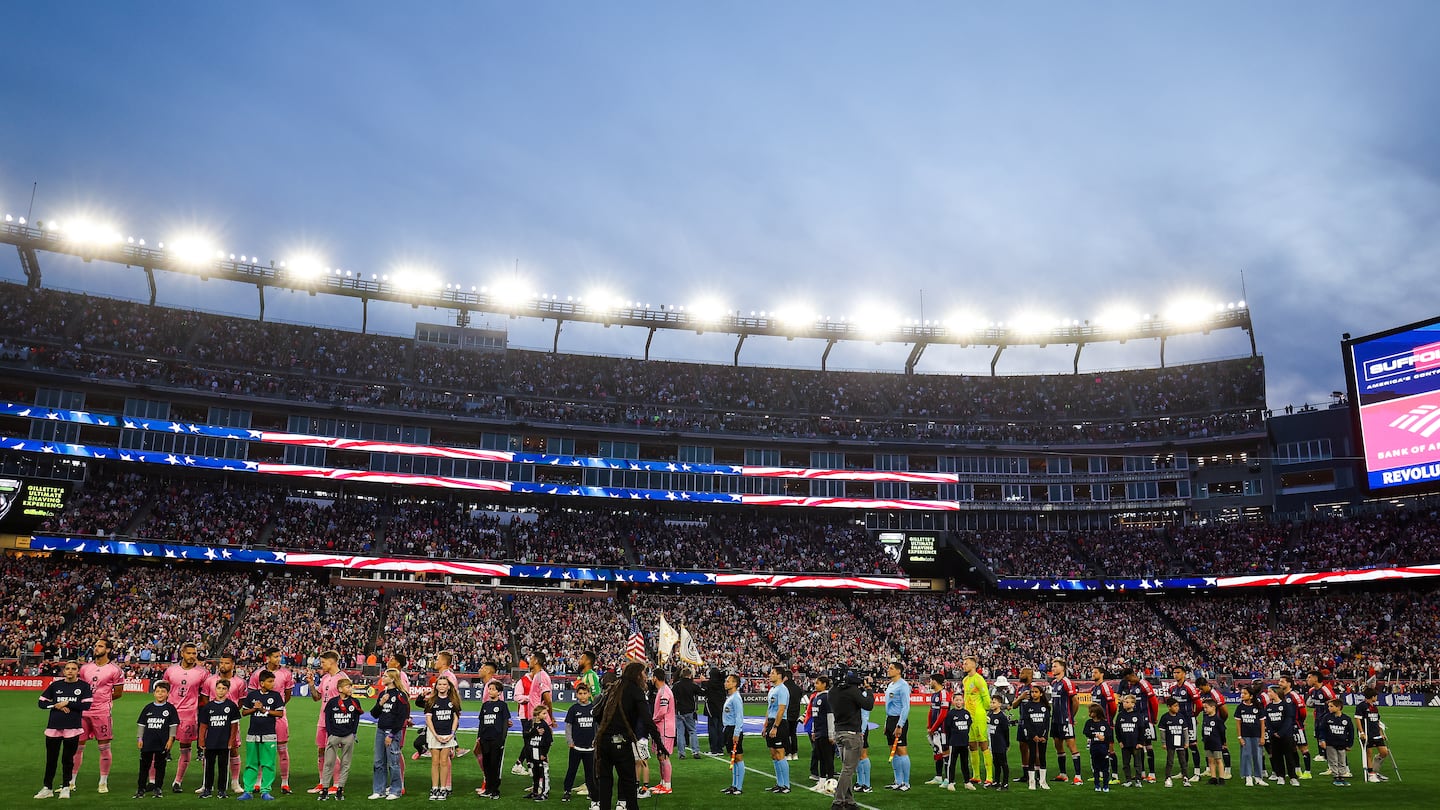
[34,787,55,799]
[58,787,71,799]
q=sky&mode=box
[2,0,1439,408]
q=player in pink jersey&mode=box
[201,652,248,794]
[163,643,210,792]
[248,647,296,794]
[650,668,676,794]
[513,665,536,775]
[308,650,349,795]
[73,637,125,794]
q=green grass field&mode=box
[6,695,1435,808]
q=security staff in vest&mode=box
[828,669,868,810]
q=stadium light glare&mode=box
[772,305,817,329]
[286,254,325,279]
[689,297,729,324]
[167,236,217,266]
[491,276,536,307]
[854,306,899,337]
[63,219,123,246]
[1009,311,1058,335]
[583,289,626,313]
[1162,296,1215,326]
[1096,307,1143,332]
[392,266,442,292]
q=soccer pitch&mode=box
[5,695,1434,808]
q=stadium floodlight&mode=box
[853,305,900,337]
[583,289,626,313]
[688,297,730,324]
[1009,311,1059,335]
[943,311,986,334]
[285,254,325,280]
[62,218,123,246]
[771,305,817,330]
[1162,296,1216,326]
[166,235,217,266]
[392,266,442,292]
[490,275,537,308]
[1095,306,1144,332]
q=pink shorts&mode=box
[315,724,328,749]
[81,714,114,742]
[44,728,83,739]
[176,710,200,744]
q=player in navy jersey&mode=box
[1047,660,1082,784]
[1278,675,1312,779]
[1090,667,1118,784]
[1119,669,1157,783]
[1168,666,1203,779]
[805,676,834,790]
[923,674,951,786]
[1356,688,1390,783]
[1304,671,1338,774]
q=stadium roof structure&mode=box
[2,216,1256,374]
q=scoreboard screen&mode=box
[878,531,943,573]
[1344,315,1440,492]
[0,478,71,531]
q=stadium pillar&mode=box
[557,320,568,354]
[734,333,747,366]
[257,284,266,322]
[16,245,41,290]
[362,297,369,334]
[821,339,837,372]
[1073,343,1083,374]
[1159,335,1166,368]
[904,341,928,375]
[990,345,1005,376]
[1245,324,1257,357]
[144,266,157,305]
[644,326,655,360]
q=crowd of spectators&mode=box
[720,516,901,575]
[37,473,151,537]
[0,555,110,658]
[1284,509,1440,569]
[738,594,894,674]
[509,593,629,674]
[965,529,1092,578]
[1073,522,1293,577]
[852,592,1193,680]
[511,510,632,567]
[138,479,278,546]
[268,497,381,553]
[227,575,383,667]
[379,589,514,671]
[628,592,775,672]
[0,282,1267,445]
[54,564,249,663]
[1160,591,1440,680]
[384,502,509,560]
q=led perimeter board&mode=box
[1344,315,1440,492]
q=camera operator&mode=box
[828,669,868,810]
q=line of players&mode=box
[38,639,628,804]
[37,637,1401,801]
[787,657,1396,798]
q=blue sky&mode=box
[3,1,1439,407]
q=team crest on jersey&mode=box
[0,477,21,523]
